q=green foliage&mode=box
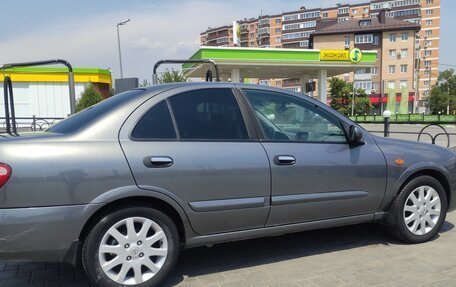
[157,68,188,84]
[139,79,152,87]
[429,69,456,115]
[329,77,371,116]
[76,84,104,112]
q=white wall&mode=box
[0,82,87,118]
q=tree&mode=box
[139,79,152,87]
[157,68,188,84]
[429,69,456,114]
[76,83,104,112]
[329,77,371,116]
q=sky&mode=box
[0,0,454,83]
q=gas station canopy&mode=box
[183,46,377,103]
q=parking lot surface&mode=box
[0,211,455,287]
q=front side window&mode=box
[131,101,176,140]
[243,89,346,143]
[169,88,248,140]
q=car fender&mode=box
[83,185,196,238]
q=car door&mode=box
[119,86,271,235]
[241,87,387,226]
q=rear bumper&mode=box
[0,204,100,263]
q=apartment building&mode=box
[199,0,440,109]
[312,11,420,112]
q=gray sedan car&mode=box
[0,83,455,287]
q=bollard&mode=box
[32,115,36,131]
[383,110,391,137]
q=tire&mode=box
[82,206,179,287]
[386,175,448,243]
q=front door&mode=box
[241,88,387,226]
[119,86,271,235]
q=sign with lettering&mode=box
[320,49,363,63]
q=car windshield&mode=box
[46,89,144,134]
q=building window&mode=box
[275,28,281,33]
[250,41,254,46]
[338,17,349,22]
[338,7,349,14]
[389,65,396,74]
[401,65,408,73]
[425,30,433,36]
[372,82,378,90]
[400,80,407,88]
[424,50,432,56]
[345,36,350,47]
[283,21,316,31]
[373,35,380,45]
[388,81,395,90]
[401,33,409,42]
[426,20,433,26]
[389,33,397,43]
[250,33,254,38]
[424,60,431,67]
[322,12,328,18]
[282,31,313,40]
[275,19,281,24]
[424,80,430,86]
[364,7,369,13]
[354,81,372,90]
[426,9,433,15]
[355,34,373,44]
[275,37,281,43]
[359,20,371,26]
[389,49,397,58]
[426,0,433,4]
[352,9,358,15]
[425,40,432,47]
[371,67,379,75]
[424,70,430,76]
[275,81,281,85]
[401,49,408,58]
[299,40,309,47]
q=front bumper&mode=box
[0,204,99,263]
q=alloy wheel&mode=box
[403,185,441,236]
[98,217,168,285]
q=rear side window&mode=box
[131,101,177,140]
[169,88,248,140]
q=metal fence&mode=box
[0,116,64,132]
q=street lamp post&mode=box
[116,19,130,79]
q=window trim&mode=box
[238,88,350,144]
[129,88,257,143]
[129,99,179,142]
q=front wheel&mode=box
[386,175,448,243]
[82,207,179,287]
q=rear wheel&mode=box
[82,207,179,287]
[387,175,448,243]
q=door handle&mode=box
[274,155,296,166]
[143,156,174,168]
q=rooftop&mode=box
[312,17,420,36]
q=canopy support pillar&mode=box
[318,69,328,105]
[230,68,240,83]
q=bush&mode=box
[76,84,104,112]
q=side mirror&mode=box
[348,125,364,145]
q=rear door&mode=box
[241,88,387,226]
[119,85,271,235]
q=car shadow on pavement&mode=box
[2,221,453,286]
[161,220,454,286]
